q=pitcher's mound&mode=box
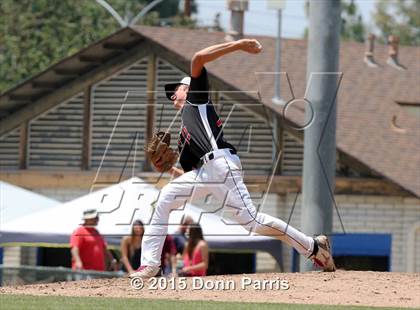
[1,271,419,308]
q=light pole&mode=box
[300,0,341,272]
[267,1,286,165]
[267,0,287,106]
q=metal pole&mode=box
[300,0,341,272]
[272,9,283,105]
[272,9,284,163]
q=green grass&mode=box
[0,295,407,310]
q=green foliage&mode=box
[0,0,197,93]
[0,0,113,92]
[373,0,420,46]
[340,0,365,42]
[171,15,197,29]
[153,0,181,18]
[303,0,419,46]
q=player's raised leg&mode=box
[215,154,336,272]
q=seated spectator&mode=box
[120,220,144,274]
[181,224,209,276]
[173,215,193,255]
[70,209,116,272]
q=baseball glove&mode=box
[146,131,178,172]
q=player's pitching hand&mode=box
[237,39,262,54]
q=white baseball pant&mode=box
[141,149,314,267]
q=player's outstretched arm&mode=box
[191,39,262,77]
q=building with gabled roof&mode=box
[0,26,419,273]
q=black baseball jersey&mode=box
[177,67,236,172]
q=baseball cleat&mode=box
[311,235,336,272]
[129,265,161,278]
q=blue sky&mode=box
[195,0,377,38]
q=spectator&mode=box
[181,224,209,276]
[161,235,177,276]
[70,209,116,272]
[120,220,144,274]
[173,215,193,255]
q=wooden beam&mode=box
[143,54,157,172]
[54,66,99,76]
[18,122,28,169]
[53,68,81,76]
[32,81,59,90]
[0,170,413,197]
[79,55,106,64]
[0,42,151,137]
[81,86,92,170]
[9,94,38,101]
[103,38,143,51]
[103,42,130,50]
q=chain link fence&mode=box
[0,265,124,286]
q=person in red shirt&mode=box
[181,223,208,277]
[70,209,116,271]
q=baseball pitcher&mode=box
[130,39,336,278]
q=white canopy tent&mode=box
[0,181,60,226]
[0,177,282,267]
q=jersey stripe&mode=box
[198,104,219,151]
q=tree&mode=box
[0,0,197,93]
[340,0,365,42]
[303,0,365,42]
[373,0,420,46]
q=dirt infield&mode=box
[1,271,419,308]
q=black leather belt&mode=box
[196,149,236,169]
